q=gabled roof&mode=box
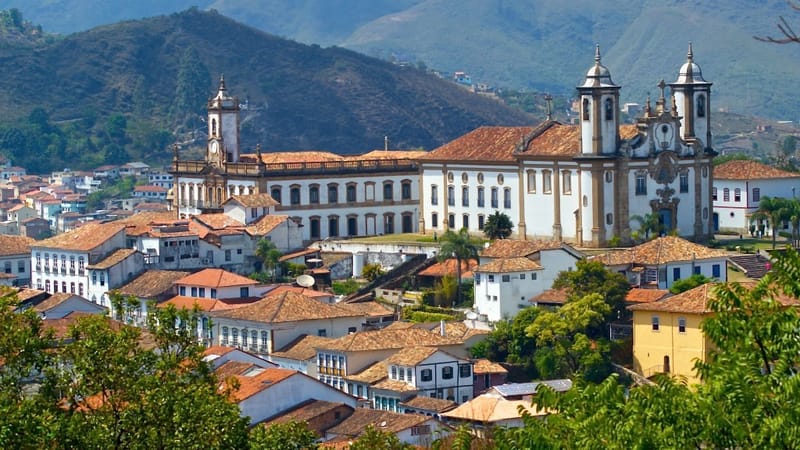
[316,328,462,353]
[715,160,800,180]
[627,281,800,314]
[626,288,670,304]
[399,395,457,413]
[344,361,387,384]
[86,248,138,270]
[442,391,549,422]
[209,291,362,323]
[417,258,478,278]
[473,359,508,375]
[357,150,428,161]
[32,293,105,314]
[159,296,255,312]
[250,151,343,164]
[475,257,542,273]
[175,268,257,288]
[592,236,728,266]
[245,215,289,236]
[116,270,190,298]
[222,368,298,402]
[480,239,566,258]
[530,288,569,305]
[0,234,34,256]
[192,213,244,230]
[34,222,125,252]
[272,334,333,361]
[336,301,394,318]
[326,408,431,437]
[263,399,353,432]
[222,193,278,208]
[133,185,167,193]
[385,346,440,366]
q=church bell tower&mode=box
[669,43,713,150]
[577,45,621,156]
[207,75,241,165]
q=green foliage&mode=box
[472,306,542,378]
[362,263,385,282]
[629,212,662,240]
[349,425,412,450]
[669,273,713,294]
[552,259,630,326]
[332,278,361,295]
[713,152,754,166]
[402,304,462,323]
[172,48,211,128]
[249,420,319,450]
[434,274,457,307]
[256,238,283,282]
[483,211,514,240]
[437,228,479,306]
[407,311,455,323]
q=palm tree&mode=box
[629,212,662,240]
[483,211,514,240]
[255,238,283,282]
[787,198,800,248]
[751,196,791,249]
[437,227,479,306]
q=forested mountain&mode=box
[2,0,799,119]
[0,8,531,173]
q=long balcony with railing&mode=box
[170,157,418,178]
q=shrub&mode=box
[332,279,361,295]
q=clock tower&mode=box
[206,75,240,165]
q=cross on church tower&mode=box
[544,93,553,121]
[656,79,667,114]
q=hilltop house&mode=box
[0,234,35,286]
[712,159,800,234]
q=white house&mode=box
[31,222,127,301]
[592,235,729,291]
[132,185,168,201]
[0,234,34,286]
[174,268,265,300]
[419,44,715,247]
[473,239,582,322]
[86,248,145,309]
[712,159,800,234]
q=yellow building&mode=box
[628,283,716,384]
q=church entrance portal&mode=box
[658,208,672,236]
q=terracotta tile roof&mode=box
[400,395,457,413]
[245,215,288,236]
[475,257,542,273]
[214,360,263,380]
[266,285,334,300]
[355,150,428,161]
[592,236,728,266]
[715,160,800,180]
[385,346,439,366]
[279,247,320,262]
[626,288,670,304]
[32,293,80,313]
[272,334,333,361]
[192,213,244,230]
[86,248,138,270]
[628,282,800,314]
[442,392,549,422]
[203,345,236,358]
[337,301,394,318]
[418,258,478,278]
[530,288,570,304]
[114,212,180,236]
[159,296,254,312]
[248,151,344,164]
[0,234,34,256]
[317,328,462,353]
[133,185,167,193]
[176,268,257,288]
[34,222,125,252]
[222,193,279,208]
[344,361,387,384]
[14,288,49,303]
[473,359,508,374]
[370,378,418,393]
[264,399,353,430]
[134,203,170,212]
[480,239,564,258]
[326,408,430,437]
[210,291,362,323]
[116,270,190,298]
[223,368,297,402]
[420,126,533,162]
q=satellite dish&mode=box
[466,311,478,320]
[296,274,315,288]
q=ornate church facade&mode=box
[419,44,715,247]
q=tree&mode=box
[669,273,713,294]
[470,306,541,377]
[755,2,800,44]
[249,420,319,450]
[483,211,513,240]
[750,195,791,249]
[172,48,211,127]
[551,259,630,326]
[629,212,661,240]
[255,238,283,282]
[349,425,413,450]
[437,227,479,306]
[362,263,385,282]
[526,293,612,381]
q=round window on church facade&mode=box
[702,166,708,178]
[497,174,504,185]
[605,171,613,183]
[477,173,484,184]
[583,195,588,207]
[447,172,454,183]
[462,173,469,184]
[703,207,708,219]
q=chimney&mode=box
[440,320,446,336]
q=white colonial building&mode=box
[419,45,715,247]
[170,76,423,242]
[712,159,800,234]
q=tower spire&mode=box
[594,44,601,63]
[656,80,666,114]
[545,93,553,121]
[218,74,226,92]
[687,41,693,62]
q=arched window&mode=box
[222,327,229,345]
[697,95,706,118]
[270,186,282,203]
[582,98,590,121]
[211,119,217,136]
[605,98,614,121]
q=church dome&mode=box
[674,43,708,84]
[579,45,618,88]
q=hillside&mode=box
[0,9,532,172]
[3,0,798,120]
